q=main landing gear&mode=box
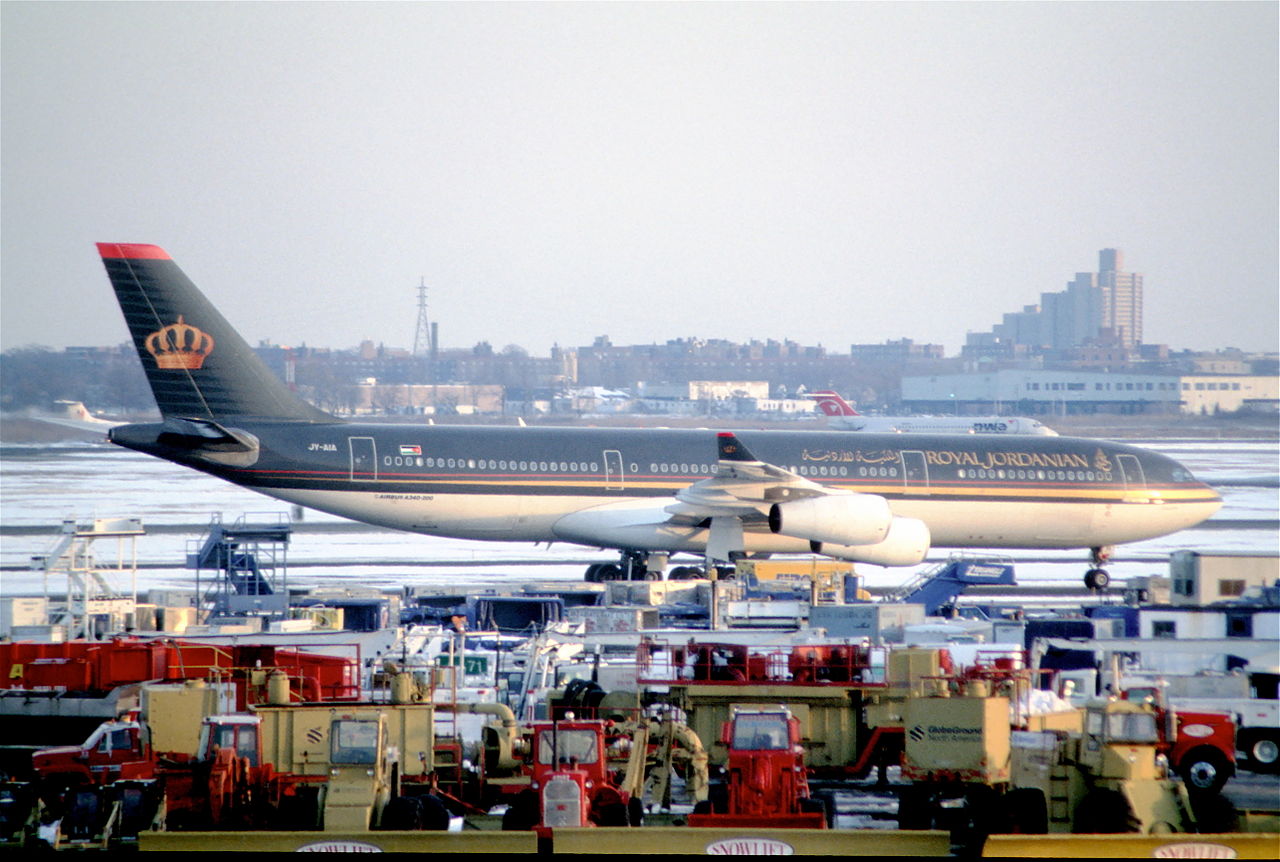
[582,550,740,582]
[584,550,669,582]
[1084,545,1114,591]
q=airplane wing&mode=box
[663,432,829,521]
[553,432,927,565]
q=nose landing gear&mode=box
[1084,545,1114,590]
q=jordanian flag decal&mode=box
[399,445,422,456]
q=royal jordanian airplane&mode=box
[809,391,1058,436]
[96,243,1221,585]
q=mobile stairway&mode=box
[186,514,292,619]
[881,554,1016,614]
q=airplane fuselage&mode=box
[109,421,1221,554]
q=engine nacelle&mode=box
[813,517,931,567]
[767,493,892,547]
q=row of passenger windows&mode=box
[384,456,603,472]
[380,456,1109,484]
[647,463,870,478]
[957,468,1111,483]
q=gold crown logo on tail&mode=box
[144,316,215,369]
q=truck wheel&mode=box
[1243,732,1280,773]
[501,790,539,831]
[1073,788,1138,833]
[815,790,838,828]
[1005,788,1048,834]
[595,801,629,826]
[379,796,423,829]
[897,785,933,830]
[627,796,645,827]
[1189,793,1240,833]
[1180,748,1232,794]
[419,794,450,831]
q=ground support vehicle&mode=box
[1116,685,1238,794]
[494,718,646,830]
[900,690,1198,848]
[1122,672,1276,777]
[30,671,468,841]
[687,706,827,829]
[195,673,454,832]
[1052,666,1256,787]
[28,679,237,847]
[0,782,38,848]
[639,638,955,780]
[31,679,236,794]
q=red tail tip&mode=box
[96,243,170,260]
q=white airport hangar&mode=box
[901,369,1278,416]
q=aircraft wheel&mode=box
[585,563,602,583]
[596,563,623,581]
[1084,568,1111,590]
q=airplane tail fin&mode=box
[97,244,331,422]
[808,391,860,417]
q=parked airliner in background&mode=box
[25,401,124,434]
[96,243,1218,585]
[808,391,1058,436]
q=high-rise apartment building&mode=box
[1066,248,1143,349]
[964,248,1145,358]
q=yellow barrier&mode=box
[139,830,539,853]
[138,827,1280,857]
[982,832,1280,859]
[550,827,953,855]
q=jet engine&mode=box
[812,517,931,567]
[767,493,893,547]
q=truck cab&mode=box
[688,706,827,829]
[32,720,150,791]
[1120,685,1236,793]
[529,721,631,828]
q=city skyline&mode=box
[3,3,1276,355]
[11,247,1269,362]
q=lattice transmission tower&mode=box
[412,277,435,357]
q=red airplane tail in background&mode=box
[807,391,860,417]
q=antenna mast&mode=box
[412,277,434,357]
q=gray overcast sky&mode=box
[2,1,1276,357]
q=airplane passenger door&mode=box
[900,450,931,495]
[349,437,377,481]
[1116,454,1146,495]
[603,450,624,491]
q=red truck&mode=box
[501,719,641,830]
[1119,685,1237,794]
[687,706,828,829]
[32,718,158,792]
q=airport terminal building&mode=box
[902,369,1279,416]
